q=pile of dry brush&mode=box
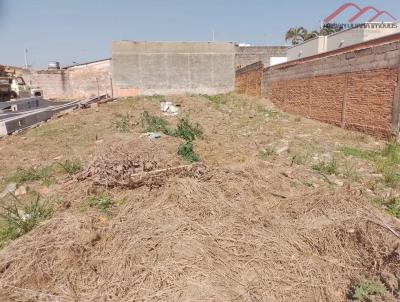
[0,151,399,301]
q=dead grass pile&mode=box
[0,162,399,301]
[75,142,208,189]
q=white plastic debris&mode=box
[140,132,162,140]
[160,101,180,116]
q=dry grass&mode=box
[0,93,398,301]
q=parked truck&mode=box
[0,77,11,102]
[0,75,43,102]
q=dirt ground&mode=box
[0,93,399,301]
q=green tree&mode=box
[285,27,319,45]
[285,27,307,45]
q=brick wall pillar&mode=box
[392,56,400,138]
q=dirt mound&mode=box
[0,162,399,301]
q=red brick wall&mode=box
[345,69,398,137]
[262,40,400,138]
[235,62,263,97]
[267,69,398,137]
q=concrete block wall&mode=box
[28,70,70,99]
[263,40,400,138]
[235,61,263,96]
[23,59,111,100]
[68,60,112,98]
[235,46,288,69]
[112,41,236,96]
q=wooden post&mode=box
[307,77,312,118]
[341,73,349,128]
[96,77,100,98]
[391,58,400,139]
[110,76,114,98]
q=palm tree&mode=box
[319,25,343,36]
[285,27,307,45]
[302,30,319,41]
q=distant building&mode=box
[287,23,400,61]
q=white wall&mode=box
[326,24,400,52]
[287,36,327,61]
[270,57,287,66]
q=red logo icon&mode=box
[324,2,397,23]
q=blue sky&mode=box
[0,0,399,68]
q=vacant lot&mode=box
[0,93,399,301]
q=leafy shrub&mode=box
[140,111,203,162]
[352,279,385,301]
[174,118,203,141]
[140,111,173,135]
[177,141,200,162]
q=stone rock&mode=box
[0,183,17,198]
[15,185,27,196]
[276,145,289,154]
[333,179,344,186]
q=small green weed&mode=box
[0,193,53,247]
[352,279,385,301]
[381,140,400,163]
[312,159,338,175]
[177,141,200,162]
[373,197,400,218]
[342,162,360,182]
[340,147,377,162]
[150,94,165,100]
[140,111,173,135]
[291,154,310,166]
[89,194,115,211]
[258,148,276,160]
[256,105,280,118]
[375,158,400,187]
[8,165,54,186]
[140,111,202,162]
[204,94,228,105]
[341,141,400,187]
[114,113,131,133]
[58,160,81,175]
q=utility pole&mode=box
[212,29,215,42]
[24,48,28,69]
